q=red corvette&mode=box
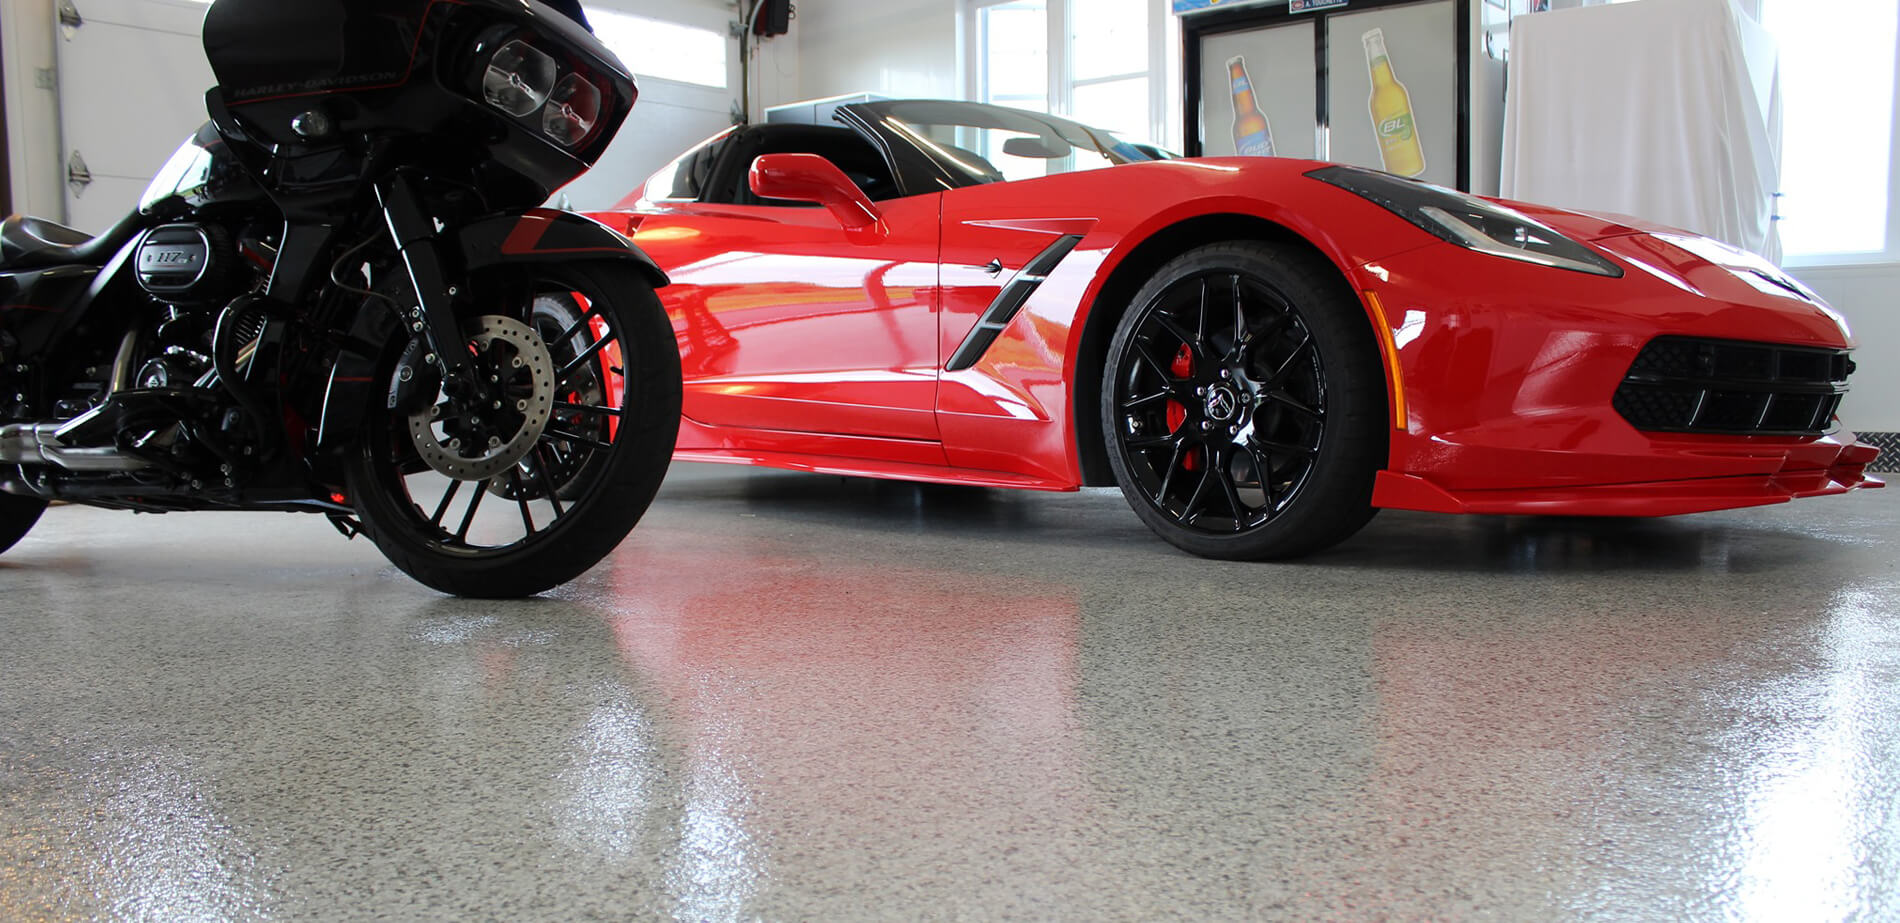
[587,99,1882,559]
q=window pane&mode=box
[983,1,1048,108]
[1072,76,1149,139]
[585,7,728,89]
[1070,0,1148,82]
[1763,0,1897,257]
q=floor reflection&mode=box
[0,476,1894,918]
[589,540,1085,917]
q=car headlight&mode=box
[1307,165,1623,278]
[482,40,557,117]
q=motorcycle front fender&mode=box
[455,208,668,288]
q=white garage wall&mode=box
[1792,268,1900,432]
[796,0,960,100]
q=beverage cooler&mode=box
[1180,0,1512,195]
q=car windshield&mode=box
[846,100,1160,185]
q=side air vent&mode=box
[945,234,1083,372]
[1612,336,1852,436]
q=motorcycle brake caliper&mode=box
[387,336,443,415]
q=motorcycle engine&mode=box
[135,223,241,304]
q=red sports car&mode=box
[588,99,1883,559]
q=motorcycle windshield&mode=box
[139,132,215,215]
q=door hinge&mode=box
[57,0,82,31]
[33,68,56,91]
[66,150,92,198]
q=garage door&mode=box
[562,1,741,210]
[54,0,214,234]
[51,0,738,231]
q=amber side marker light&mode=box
[1361,290,1408,430]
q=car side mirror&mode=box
[748,154,885,237]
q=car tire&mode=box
[1100,241,1385,559]
[0,493,47,555]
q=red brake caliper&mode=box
[1165,343,1201,472]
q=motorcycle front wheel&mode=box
[343,261,681,598]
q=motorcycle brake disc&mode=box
[405,314,555,482]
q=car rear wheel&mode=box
[0,493,47,555]
[1101,241,1385,559]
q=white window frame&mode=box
[959,0,1178,150]
[1759,0,1900,270]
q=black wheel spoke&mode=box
[1120,390,1171,411]
[429,479,463,529]
[1229,275,1247,360]
[1265,391,1323,420]
[531,446,568,520]
[1155,440,1186,504]
[1268,334,1314,385]
[547,427,615,452]
[1213,448,1249,531]
[1195,278,1210,347]
[1130,340,1178,384]
[1248,444,1278,511]
[1126,432,1177,451]
[1180,464,1214,526]
[1152,313,1198,354]
[509,469,536,533]
[453,480,487,543]
[556,332,619,388]
[1253,437,1316,457]
[555,400,620,418]
[553,302,603,348]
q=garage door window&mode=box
[962,0,1179,150]
[585,6,728,89]
[1760,0,1899,264]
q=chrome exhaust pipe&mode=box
[0,422,149,471]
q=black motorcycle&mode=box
[0,0,681,597]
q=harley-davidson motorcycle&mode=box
[0,0,681,597]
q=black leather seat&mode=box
[1,211,147,269]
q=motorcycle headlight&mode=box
[481,40,557,117]
[1308,165,1623,278]
[542,74,602,148]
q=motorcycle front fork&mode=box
[375,173,475,397]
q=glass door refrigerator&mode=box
[1182,0,1512,194]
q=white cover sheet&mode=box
[1502,0,1781,261]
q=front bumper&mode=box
[1373,430,1884,516]
[1354,235,1882,516]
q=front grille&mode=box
[1613,336,1851,436]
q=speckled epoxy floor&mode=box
[1,465,1896,920]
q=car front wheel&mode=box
[1101,241,1386,560]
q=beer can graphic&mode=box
[1226,56,1275,157]
[1362,29,1425,177]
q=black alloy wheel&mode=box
[344,261,680,597]
[488,293,612,503]
[1102,242,1384,560]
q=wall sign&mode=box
[1173,0,1276,14]
[1290,0,1350,11]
